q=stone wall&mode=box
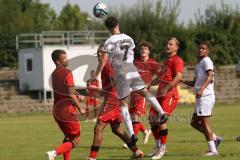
[0,66,239,113]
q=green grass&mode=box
[0,103,240,160]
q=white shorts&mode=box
[194,94,215,116]
[114,71,145,99]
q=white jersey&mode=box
[194,57,214,96]
[103,33,135,72]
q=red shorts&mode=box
[98,96,122,123]
[53,102,80,139]
[149,95,179,122]
[55,118,80,139]
[130,93,147,116]
[86,96,99,107]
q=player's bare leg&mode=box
[132,115,151,145]
[88,120,108,159]
[137,88,168,124]
[93,106,98,122]
[110,122,144,159]
[85,106,90,122]
[120,97,137,142]
[191,114,222,148]
[200,116,218,156]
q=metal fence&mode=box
[16,30,110,50]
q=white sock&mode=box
[155,139,161,147]
[208,141,217,152]
[120,105,134,136]
[160,144,166,150]
[145,92,164,114]
[48,150,57,157]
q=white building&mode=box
[17,31,109,103]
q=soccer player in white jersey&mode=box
[183,42,222,156]
[93,16,168,143]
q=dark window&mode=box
[26,58,32,72]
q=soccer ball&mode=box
[93,2,109,18]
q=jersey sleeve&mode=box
[173,57,184,73]
[129,38,135,50]
[64,71,74,87]
[103,41,114,54]
[204,58,214,71]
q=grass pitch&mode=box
[0,103,240,160]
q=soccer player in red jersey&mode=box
[85,70,100,122]
[149,37,184,159]
[129,41,160,145]
[45,50,85,160]
[87,45,144,160]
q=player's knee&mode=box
[190,121,195,128]
[63,137,79,148]
[111,127,118,135]
[191,120,199,129]
[111,126,122,135]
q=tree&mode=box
[55,4,88,31]
[0,0,57,67]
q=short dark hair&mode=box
[51,49,66,63]
[105,16,118,29]
[139,41,153,50]
[199,42,210,50]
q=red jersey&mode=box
[100,60,119,112]
[134,58,160,84]
[86,79,99,97]
[157,54,184,98]
[52,66,75,106]
[101,61,117,98]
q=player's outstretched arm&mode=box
[182,79,195,87]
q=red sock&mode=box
[139,122,146,133]
[55,142,73,155]
[152,130,159,140]
[160,135,167,144]
[89,151,98,158]
[133,123,140,135]
[63,150,71,160]
[89,145,100,158]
